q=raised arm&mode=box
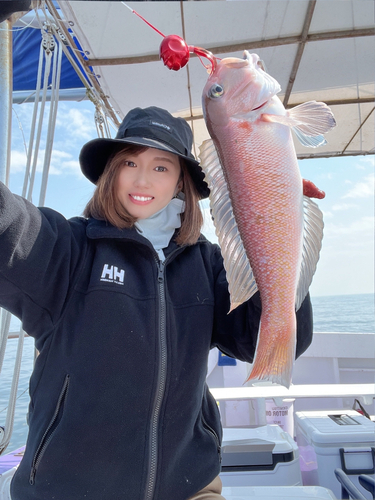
[0,182,87,344]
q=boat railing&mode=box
[210,383,375,427]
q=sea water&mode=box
[1,293,374,453]
[311,294,375,333]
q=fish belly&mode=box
[215,120,303,387]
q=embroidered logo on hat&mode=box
[150,121,171,131]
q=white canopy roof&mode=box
[56,0,374,159]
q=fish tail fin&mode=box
[244,320,296,389]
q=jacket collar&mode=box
[85,217,209,257]
[85,218,182,259]
[86,217,143,241]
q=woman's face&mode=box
[116,147,182,219]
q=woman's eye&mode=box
[124,160,136,167]
[155,166,167,172]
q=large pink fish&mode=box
[200,52,335,387]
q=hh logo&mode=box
[100,264,125,285]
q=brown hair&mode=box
[83,145,204,245]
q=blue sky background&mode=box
[9,99,374,298]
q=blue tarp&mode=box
[12,27,86,91]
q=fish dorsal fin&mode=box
[261,100,336,148]
[296,196,324,310]
[199,139,258,312]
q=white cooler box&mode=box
[222,485,336,500]
[220,425,302,487]
[295,410,375,500]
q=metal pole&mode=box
[0,20,12,186]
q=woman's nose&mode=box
[134,169,151,188]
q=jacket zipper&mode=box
[144,258,168,500]
[201,413,222,462]
[29,374,70,485]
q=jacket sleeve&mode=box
[210,244,313,363]
[0,182,86,344]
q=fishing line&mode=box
[121,2,217,74]
[11,107,32,189]
[121,2,165,38]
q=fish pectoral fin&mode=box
[295,196,324,311]
[261,112,326,147]
[288,101,336,134]
[292,130,327,148]
[262,100,336,148]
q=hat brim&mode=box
[79,137,210,199]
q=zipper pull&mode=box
[157,261,165,283]
[30,467,36,485]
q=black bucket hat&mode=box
[79,106,210,199]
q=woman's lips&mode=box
[129,194,154,205]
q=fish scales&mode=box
[200,51,334,387]
[214,115,303,383]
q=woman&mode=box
[0,106,313,500]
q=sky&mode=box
[9,98,375,298]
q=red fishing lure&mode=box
[160,34,217,73]
[123,3,217,73]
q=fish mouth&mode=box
[252,100,269,111]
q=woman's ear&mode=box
[174,179,183,197]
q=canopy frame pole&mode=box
[283,0,316,107]
[0,20,12,186]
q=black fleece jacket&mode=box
[0,182,313,500]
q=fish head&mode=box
[202,51,281,127]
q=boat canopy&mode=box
[52,0,374,159]
[9,1,374,158]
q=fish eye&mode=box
[209,84,224,98]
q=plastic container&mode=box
[220,425,302,487]
[221,485,337,500]
[265,398,295,437]
[295,410,375,500]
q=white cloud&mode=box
[318,172,333,180]
[322,210,333,218]
[49,150,81,177]
[331,202,359,211]
[342,174,374,199]
[49,165,62,176]
[10,150,28,174]
[325,215,374,236]
[10,148,81,178]
[10,148,54,175]
[55,107,96,141]
[355,157,375,170]
[60,160,81,176]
